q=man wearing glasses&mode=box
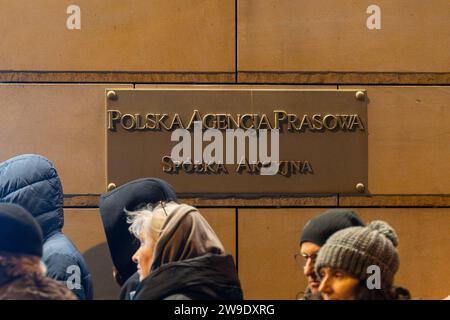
[296,209,365,300]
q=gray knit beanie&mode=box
[315,220,399,287]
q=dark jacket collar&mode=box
[133,253,243,300]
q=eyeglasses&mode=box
[159,201,169,216]
[294,252,318,268]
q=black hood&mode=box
[134,254,243,300]
[99,178,177,283]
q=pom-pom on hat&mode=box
[315,220,400,287]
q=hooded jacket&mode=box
[132,202,243,300]
[98,177,177,298]
[0,154,93,300]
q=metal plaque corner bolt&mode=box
[356,183,365,193]
[107,90,118,101]
[107,182,117,192]
[355,91,366,101]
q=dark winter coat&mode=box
[133,254,243,300]
[119,271,140,300]
[0,154,93,300]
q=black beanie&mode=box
[0,203,43,257]
[300,209,365,247]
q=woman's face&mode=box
[132,231,156,281]
[318,267,360,300]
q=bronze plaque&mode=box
[106,89,367,194]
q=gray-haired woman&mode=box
[126,201,243,300]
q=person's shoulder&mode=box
[43,233,86,264]
[42,250,80,278]
[35,275,78,300]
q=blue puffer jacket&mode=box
[0,154,93,300]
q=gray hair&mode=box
[126,203,169,242]
[125,204,155,240]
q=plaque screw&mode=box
[355,91,365,101]
[107,183,117,191]
[356,183,365,193]
[107,90,118,101]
